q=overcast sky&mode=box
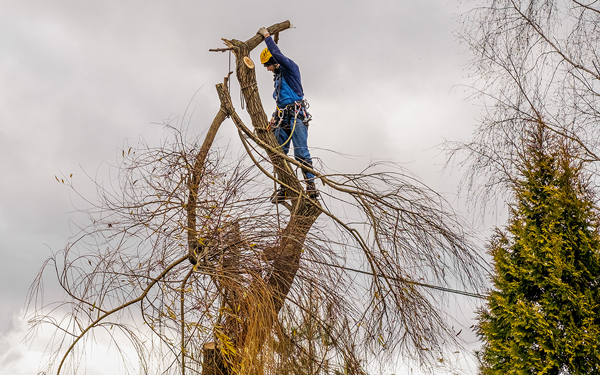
[0,0,487,374]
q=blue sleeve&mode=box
[264,36,304,99]
[265,36,296,71]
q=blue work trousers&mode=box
[274,118,315,180]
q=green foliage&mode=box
[477,132,600,374]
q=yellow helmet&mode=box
[260,47,273,65]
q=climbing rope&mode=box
[240,86,245,110]
[274,167,281,233]
[226,49,246,110]
[227,50,232,93]
[308,259,486,300]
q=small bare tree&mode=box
[29,21,485,375]
[452,0,600,202]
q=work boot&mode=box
[306,180,319,199]
[270,187,288,204]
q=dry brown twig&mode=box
[28,21,486,375]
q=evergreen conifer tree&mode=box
[477,129,600,374]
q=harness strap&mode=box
[271,99,311,145]
[279,101,301,148]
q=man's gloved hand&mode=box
[257,27,270,38]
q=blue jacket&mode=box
[265,36,304,107]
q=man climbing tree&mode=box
[256,26,318,202]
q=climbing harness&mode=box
[271,99,312,147]
[277,101,300,148]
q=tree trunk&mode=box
[190,21,322,375]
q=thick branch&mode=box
[209,21,292,53]
[244,21,292,51]
[187,77,232,260]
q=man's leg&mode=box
[290,119,319,198]
[289,119,314,177]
